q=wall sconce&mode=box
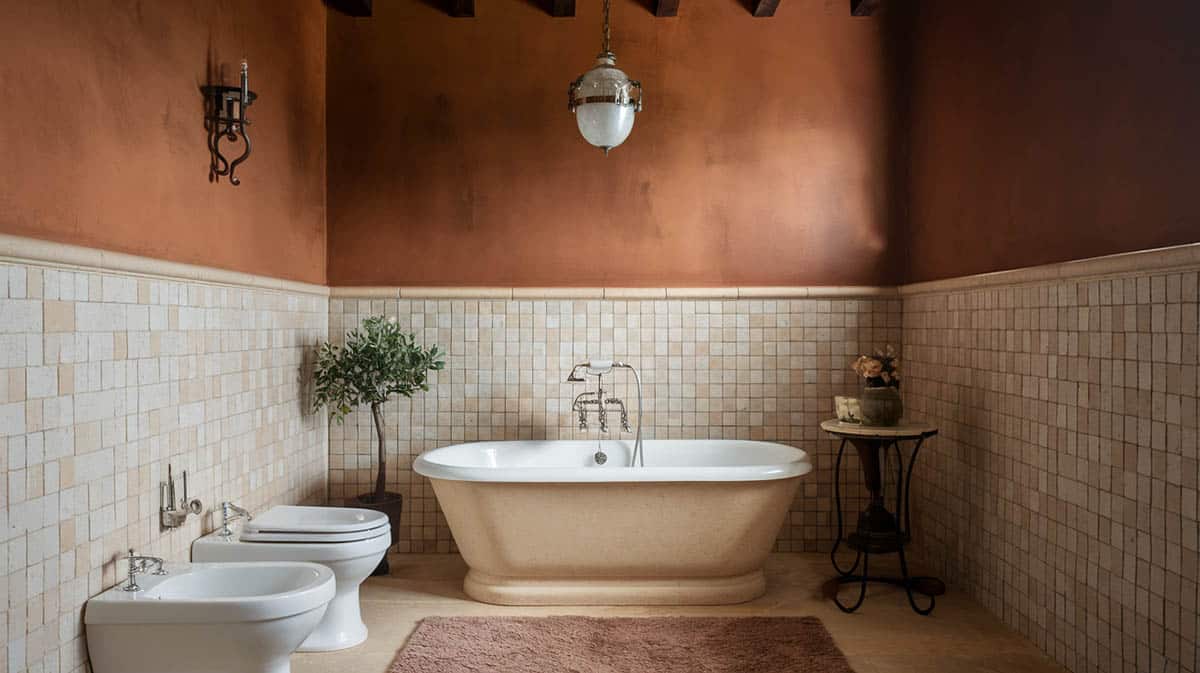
[203,61,257,186]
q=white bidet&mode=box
[85,561,335,673]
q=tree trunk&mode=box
[371,402,386,502]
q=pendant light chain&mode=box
[602,0,612,55]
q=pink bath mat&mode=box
[388,615,856,672]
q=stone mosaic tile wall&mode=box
[328,296,902,552]
[0,261,328,673]
[904,270,1199,673]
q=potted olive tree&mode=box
[312,315,444,574]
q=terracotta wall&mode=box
[0,1,327,284]
[904,0,1200,283]
[10,1,1191,290]
[326,0,903,287]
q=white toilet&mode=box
[192,505,391,652]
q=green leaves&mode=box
[311,316,446,422]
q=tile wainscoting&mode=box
[328,294,903,553]
[904,261,1199,673]
[2,231,1193,673]
[0,246,328,673]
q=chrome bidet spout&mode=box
[219,501,252,538]
[566,360,644,467]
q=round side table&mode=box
[820,419,945,615]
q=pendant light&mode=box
[568,0,643,154]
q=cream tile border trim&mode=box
[14,231,1189,301]
[0,233,329,296]
[0,233,897,300]
[514,287,605,299]
[899,241,1200,295]
[329,285,900,299]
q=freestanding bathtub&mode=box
[413,439,811,605]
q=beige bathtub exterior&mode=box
[429,477,803,605]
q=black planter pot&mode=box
[351,491,402,576]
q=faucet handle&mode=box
[219,502,233,537]
[220,501,250,537]
[123,549,142,592]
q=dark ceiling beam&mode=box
[751,0,781,17]
[325,0,371,17]
[547,0,575,16]
[655,0,680,17]
[446,0,474,17]
[850,0,882,16]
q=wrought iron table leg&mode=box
[902,437,926,540]
[830,549,859,575]
[892,440,904,529]
[897,545,937,615]
[830,438,859,577]
[832,550,870,613]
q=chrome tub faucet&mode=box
[566,360,644,467]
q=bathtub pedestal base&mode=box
[464,569,767,606]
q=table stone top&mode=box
[820,419,938,439]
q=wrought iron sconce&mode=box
[203,61,257,186]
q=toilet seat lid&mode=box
[241,505,390,542]
[238,524,389,544]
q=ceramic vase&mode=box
[860,386,902,426]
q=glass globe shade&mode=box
[571,54,639,152]
[576,103,635,151]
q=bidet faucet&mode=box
[219,501,252,538]
[123,549,166,592]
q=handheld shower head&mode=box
[586,360,613,375]
[565,360,615,382]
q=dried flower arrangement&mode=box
[852,345,901,389]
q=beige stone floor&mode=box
[292,553,1067,673]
